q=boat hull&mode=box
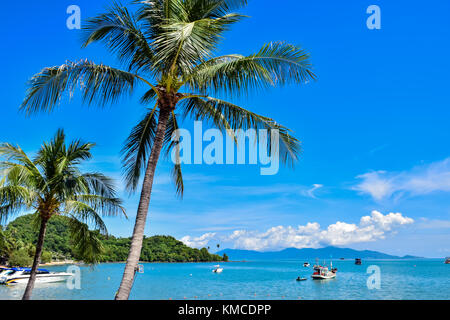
[311,274,336,280]
[2,273,73,285]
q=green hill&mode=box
[2,214,225,264]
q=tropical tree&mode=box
[0,129,125,300]
[19,0,315,299]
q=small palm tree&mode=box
[0,129,125,300]
[20,0,315,299]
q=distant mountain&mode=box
[217,246,421,261]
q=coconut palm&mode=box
[19,0,315,299]
[0,129,125,300]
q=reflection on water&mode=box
[0,259,448,300]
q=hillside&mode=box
[3,214,225,264]
[217,246,421,261]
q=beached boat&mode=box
[445,257,450,264]
[312,261,337,280]
[303,262,310,267]
[0,268,73,285]
[355,258,362,265]
[212,265,223,273]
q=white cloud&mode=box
[303,184,324,199]
[180,232,216,248]
[353,158,450,201]
[180,211,414,251]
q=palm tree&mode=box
[19,0,315,299]
[0,129,125,300]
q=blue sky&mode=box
[1,1,449,257]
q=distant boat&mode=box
[339,258,345,260]
[312,260,337,280]
[445,257,450,264]
[212,265,223,273]
[355,258,362,265]
[0,267,73,285]
[296,276,307,281]
[303,262,310,267]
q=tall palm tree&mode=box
[20,0,315,299]
[0,129,125,300]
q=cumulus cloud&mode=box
[180,233,216,248]
[353,158,450,201]
[180,211,414,251]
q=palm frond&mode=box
[152,13,246,77]
[186,41,316,97]
[82,1,155,73]
[0,186,36,223]
[0,143,41,177]
[181,96,301,165]
[121,105,158,191]
[171,163,184,197]
[68,218,104,264]
[81,173,119,199]
[21,60,139,115]
[65,201,108,234]
[163,111,184,197]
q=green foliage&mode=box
[41,251,53,264]
[5,214,225,263]
[100,235,224,263]
[9,248,33,267]
[7,214,74,259]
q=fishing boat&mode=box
[355,258,362,265]
[212,265,223,273]
[303,262,310,267]
[312,261,337,280]
[0,268,73,285]
[445,257,450,264]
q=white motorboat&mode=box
[311,261,337,280]
[0,268,74,285]
[303,262,310,267]
[212,265,223,273]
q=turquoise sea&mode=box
[0,259,448,300]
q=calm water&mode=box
[0,259,448,300]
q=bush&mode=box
[9,249,33,267]
[41,251,53,264]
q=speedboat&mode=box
[445,257,450,264]
[212,265,223,273]
[0,268,74,285]
[312,261,337,280]
[296,276,307,281]
[303,262,310,267]
[355,258,362,265]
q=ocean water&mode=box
[0,259,448,300]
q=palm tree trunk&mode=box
[22,217,48,300]
[115,106,171,300]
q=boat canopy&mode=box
[8,267,50,273]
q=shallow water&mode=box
[0,259,448,300]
